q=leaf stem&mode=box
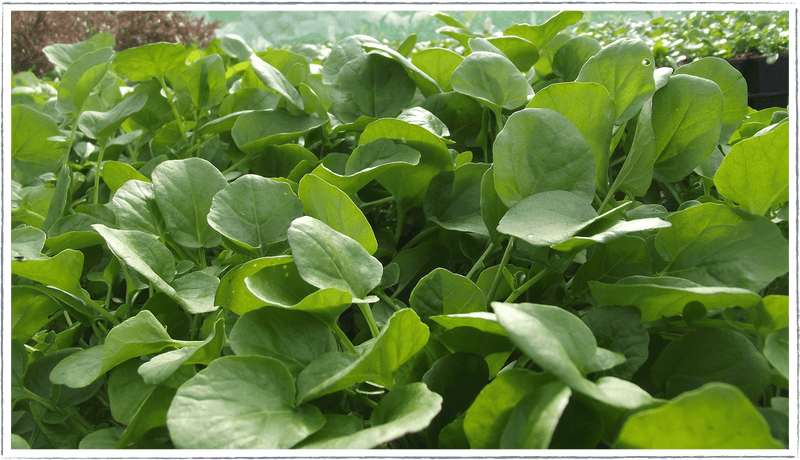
[77,290,120,326]
[466,242,496,280]
[399,225,437,252]
[359,196,395,211]
[157,75,189,143]
[374,289,400,311]
[393,201,405,248]
[330,322,358,354]
[662,182,683,206]
[486,236,515,308]
[357,302,380,338]
[504,248,579,303]
[93,141,107,204]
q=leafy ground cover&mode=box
[9,10,791,450]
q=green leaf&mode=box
[331,52,416,123]
[652,328,771,401]
[92,225,175,283]
[79,427,124,449]
[493,108,595,208]
[218,88,279,117]
[656,203,789,292]
[411,48,463,92]
[492,303,602,396]
[297,383,443,449]
[208,174,303,254]
[755,295,789,334]
[248,54,304,112]
[231,109,326,154]
[298,174,378,254]
[409,268,486,322]
[173,54,227,110]
[424,163,491,235]
[673,57,748,143]
[11,105,66,177]
[228,307,337,376]
[112,42,187,81]
[11,249,84,297]
[572,236,653,294]
[288,216,382,300]
[589,275,763,323]
[500,382,572,448]
[763,327,789,380]
[243,256,354,325]
[451,51,533,111]
[577,38,655,125]
[551,36,602,82]
[503,11,583,49]
[361,42,443,98]
[527,82,615,194]
[102,161,150,193]
[310,138,421,196]
[108,357,157,426]
[78,93,147,141]
[56,47,114,114]
[11,286,62,342]
[486,36,540,73]
[612,98,656,197]
[11,224,46,260]
[321,34,377,84]
[107,180,164,236]
[580,306,649,380]
[422,352,489,446]
[296,309,429,403]
[219,34,254,60]
[151,158,227,248]
[651,74,723,183]
[430,312,507,337]
[42,31,115,71]
[616,383,784,449]
[497,191,599,246]
[50,311,183,388]
[166,356,325,449]
[138,319,226,385]
[463,368,554,448]
[714,121,789,216]
[116,384,179,449]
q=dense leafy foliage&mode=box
[10,10,790,450]
[575,10,790,66]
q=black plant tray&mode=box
[727,54,789,110]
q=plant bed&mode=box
[9,10,791,451]
[726,54,789,110]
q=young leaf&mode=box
[112,42,187,81]
[288,216,382,300]
[611,99,656,198]
[296,309,429,403]
[77,92,147,141]
[503,11,584,49]
[208,174,303,254]
[56,47,114,114]
[451,51,533,111]
[714,121,789,216]
[424,163,491,236]
[11,249,84,298]
[331,52,416,123]
[411,48,463,92]
[409,268,486,321]
[231,109,326,153]
[137,319,226,385]
[499,382,572,449]
[298,174,378,254]
[248,54,304,112]
[11,105,66,178]
[493,108,595,208]
[173,54,227,110]
[166,356,326,449]
[577,38,655,125]
[551,36,602,82]
[497,191,598,246]
[151,158,228,249]
[11,286,62,342]
[107,180,164,236]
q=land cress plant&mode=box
[9,11,790,450]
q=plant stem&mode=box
[77,290,120,326]
[504,249,579,303]
[466,242,496,280]
[358,302,380,338]
[374,289,400,310]
[663,182,683,206]
[399,225,437,252]
[330,322,358,354]
[93,141,107,204]
[158,75,189,143]
[359,195,395,211]
[486,236,515,308]
[393,201,405,248]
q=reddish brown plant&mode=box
[11,11,220,76]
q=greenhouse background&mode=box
[190,10,682,49]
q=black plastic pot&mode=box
[726,54,789,110]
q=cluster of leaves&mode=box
[575,10,790,66]
[10,10,790,450]
[11,11,220,77]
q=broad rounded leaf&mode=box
[503,11,583,49]
[424,163,491,235]
[112,42,187,81]
[11,105,66,175]
[173,54,227,110]
[208,174,302,253]
[451,51,533,111]
[500,382,571,449]
[577,38,655,125]
[411,48,463,92]
[714,121,789,216]
[167,356,325,449]
[231,110,326,153]
[288,216,382,300]
[409,268,486,321]
[497,191,598,246]
[248,54,304,112]
[651,74,723,183]
[616,383,784,449]
[493,108,595,207]
[151,158,228,248]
